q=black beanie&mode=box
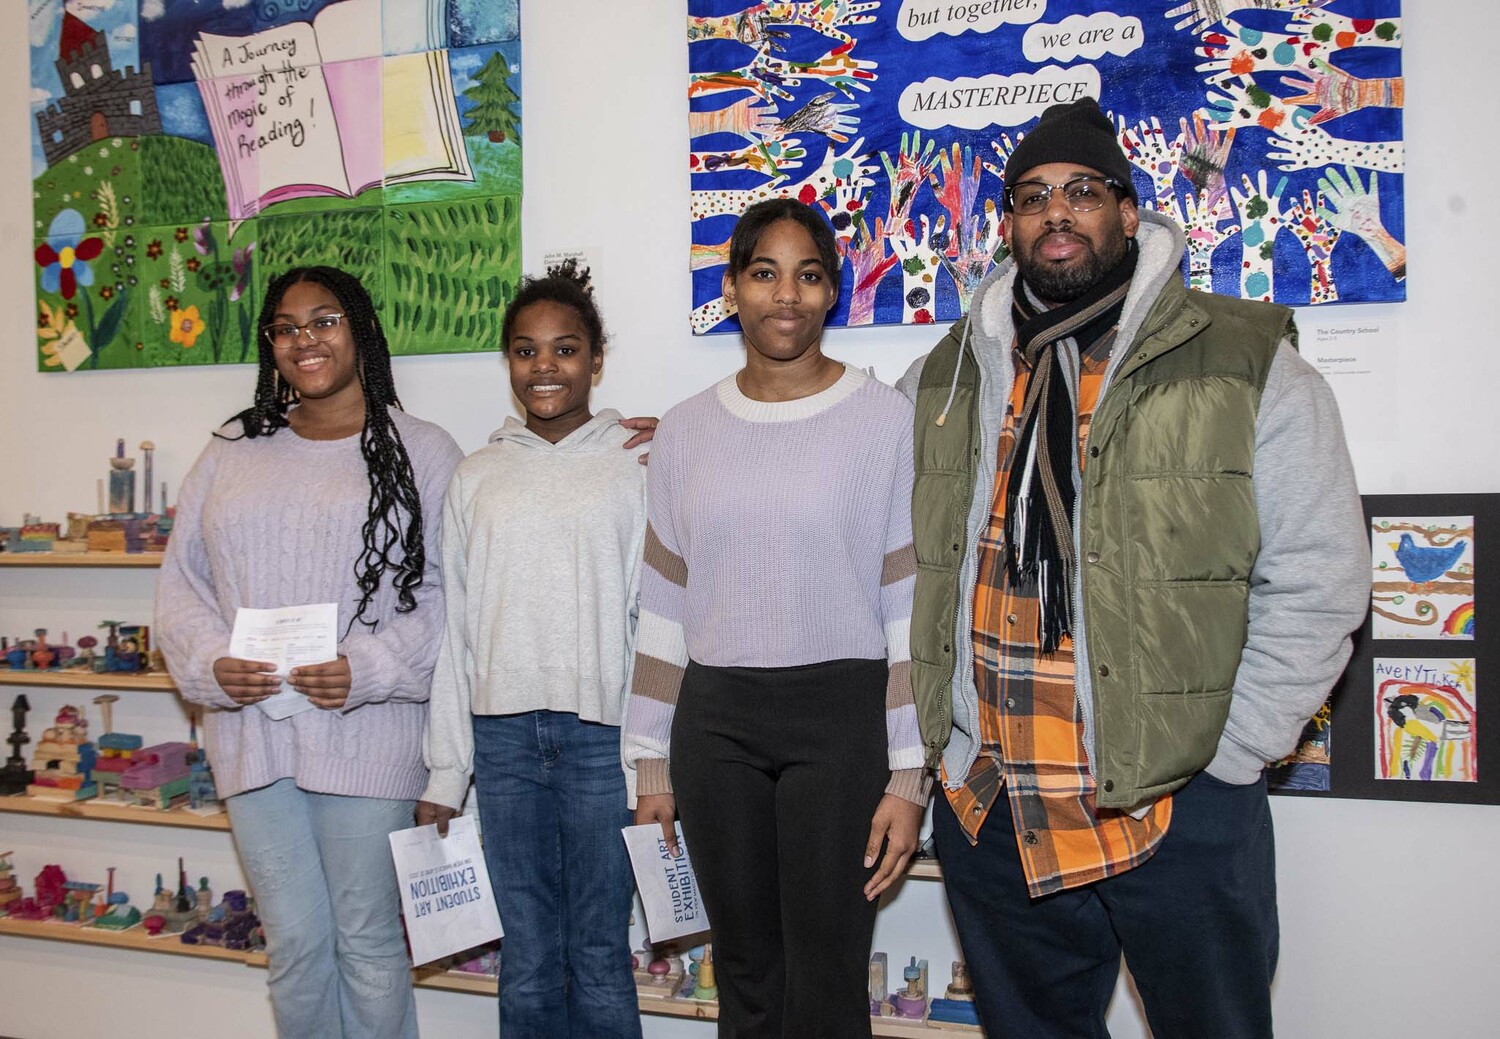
[1002,97,1137,208]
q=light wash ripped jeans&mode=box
[227,778,418,1039]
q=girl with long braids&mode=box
[156,266,462,1039]
[417,260,646,1039]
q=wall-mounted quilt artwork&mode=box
[686,0,1405,334]
[30,0,521,371]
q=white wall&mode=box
[1,2,1495,1037]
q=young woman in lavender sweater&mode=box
[623,199,931,1038]
[155,267,462,1039]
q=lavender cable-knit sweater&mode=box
[155,407,463,801]
[622,364,931,807]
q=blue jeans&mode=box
[473,710,641,1039]
[935,771,1278,1039]
[227,778,417,1039]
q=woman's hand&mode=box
[212,657,279,705]
[416,800,459,838]
[635,793,680,855]
[863,793,923,901]
[619,416,659,463]
[290,656,353,710]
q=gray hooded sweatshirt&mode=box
[421,409,648,809]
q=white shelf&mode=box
[0,794,228,830]
[0,929,952,1036]
[0,669,176,692]
[0,552,163,568]
[0,916,255,964]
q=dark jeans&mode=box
[472,710,641,1039]
[672,659,890,1039]
[934,770,1279,1039]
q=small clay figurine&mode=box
[870,951,890,1016]
[0,851,20,909]
[73,635,98,669]
[160,859,198,932]
[196,876,213,922]
[692,943,719,1001]
[29,630,55,671]
[150,872,173,915]
[108,438,136,515]
[0,695,35,795]
[26,704,98,802]
[945,960,974,1001]
[92,694,119,735]
[893,956,929,1019]
[94,889,142,931]
[181,889,261,950]
[928,960,982,1027]
[141,441,155,514]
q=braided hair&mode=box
[219,266,426,633]
[501,257,607,355]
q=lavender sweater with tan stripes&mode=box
[622,365,931,806]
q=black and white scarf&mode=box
[1004,241,1137,654]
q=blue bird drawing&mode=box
[1389,534,1467,588]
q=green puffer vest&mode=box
[912,276,1293,810]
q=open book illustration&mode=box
[190,0,473,220]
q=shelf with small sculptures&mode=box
[0,437,173,565]
[0,693,223,831]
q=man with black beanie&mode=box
[898,97,1369,1036]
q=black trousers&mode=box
[935,771,1279,1039]
[671,658,890,1039]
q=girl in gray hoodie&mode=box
[417,261,646,1039]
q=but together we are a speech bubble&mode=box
[1023,12,1144,63]
[897,0,1044,42]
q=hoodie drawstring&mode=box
[935,317,972,427]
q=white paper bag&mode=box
[622,822,710,943]
[388,817,503,966]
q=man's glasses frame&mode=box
[1005,176,1127,217]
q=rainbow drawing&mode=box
[1370,517,1476,641]
[1374,658,1477,783]
[1443,602,1476,637]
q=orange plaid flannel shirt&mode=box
[944,332,1173,898]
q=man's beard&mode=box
[1016,228,1130,305]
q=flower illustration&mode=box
[170,305,206,348]
[164,295,179,311]
[40,337,71,368]
[230,242,255,301]
[92,212,108,227]
[185,257,201,273]
[174,227,189,243]
[192,220,215,256]
[99,286,114,301]
[35,300,79,368]
[34,209,103,300]
[65,303,79,319]
[146,240,163,259]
